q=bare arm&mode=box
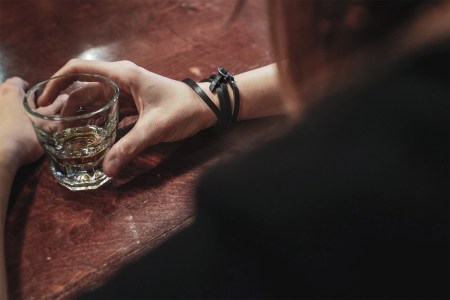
[197,63,284,125]
[0,160,18,300]
[0,78,44,300]
[47,60,285,177]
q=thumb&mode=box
[103,120,156,177]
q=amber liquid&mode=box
[36,124,116,190]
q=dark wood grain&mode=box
[1,1,275,299]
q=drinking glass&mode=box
[24,74,119,191]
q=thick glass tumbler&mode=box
[24,74,119,191]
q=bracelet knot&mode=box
[209,67,234,93]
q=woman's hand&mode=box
[46,59,216,177]
[0,77,44,173]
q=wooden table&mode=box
[1,1,276,299]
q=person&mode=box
[1,0,448,298]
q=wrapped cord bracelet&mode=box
[183,67,240,132]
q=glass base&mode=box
[52,167,112,191]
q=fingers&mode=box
[38,73,107,106]
[0,77,28,101]
[5,76,27,88]
[36,74,78,106]
[0,77,45,166]
[103,118,160,177]
[52,59,117,78]
[36,94,68,116]
[38,59,136,106]
[4,76,28,90]
[103,115,165,177]
[59,82,107,117]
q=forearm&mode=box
[0,160,18,300]
[198,63,285,124]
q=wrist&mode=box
[182,67,241,132]
[197,81,235,113]
[184,76,237,132]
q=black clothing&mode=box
[82,40,449,299]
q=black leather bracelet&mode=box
[229,79,240,123]
[182,78,223,131]
[182,67,240,132]
[217,82,231,127]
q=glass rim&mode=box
[23,73,120,122]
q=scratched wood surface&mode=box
[0,0,276,299]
